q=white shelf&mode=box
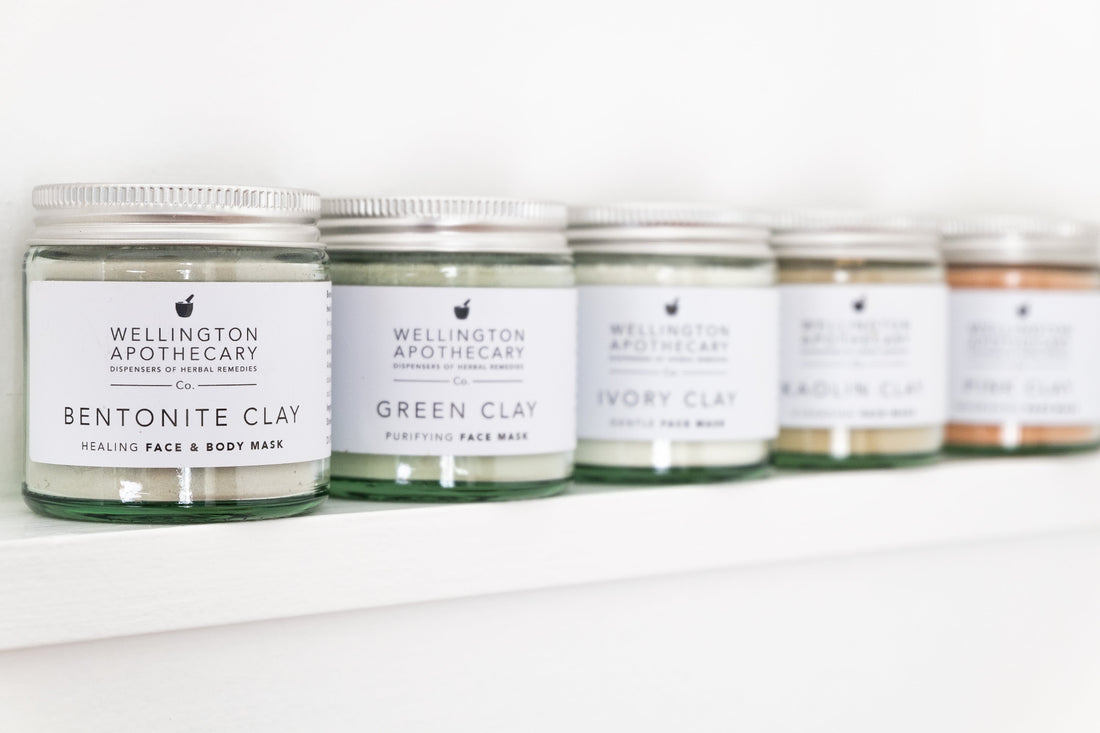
[4,453,1100,652]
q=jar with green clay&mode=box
[569,204,778,484]
[770,216,947,469]
[322,197,576,501]
[23,183,331,523]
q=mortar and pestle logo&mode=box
[1017,303,1029,318]
[454,299,471,320]
[176,294,195,318]
[665,298,680,316]
[852,296,866,313]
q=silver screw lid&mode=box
[567,203,771,258]
[940,216,1098,267]
[320,196,568,253]
[29,183,321,246]
[322,196,565,229]
[765,210,941,262]
[33,183,320,219]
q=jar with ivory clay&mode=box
[569,204,778,484]
[943,218,1100,454]
[771,217,947,468]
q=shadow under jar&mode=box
[943,218,1100,454]
[24,183,331,523]
[771,221,947,469]
[323,197,576,502]
[569,204,777,483]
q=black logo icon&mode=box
[1017,303,1029,318]
[454,299,471,320]
[176,294,195,318]
[852,296,866,313]
[665,298,679,316]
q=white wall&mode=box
[5,0,1100,492]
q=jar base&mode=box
[23,487,327,524]
[329,476,569,502]
[574,462,770,485]
[771,451,940,470]
[944,442,1100,456]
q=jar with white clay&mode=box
[569,204,778,483]
[24,183,331,522]
[770,216,947,468]
[322,197,577,501]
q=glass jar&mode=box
[322,197,576,501]
[24,183,331,522]
[771,218,947,468]
[569,204,777,483]
[943,217,1100,454]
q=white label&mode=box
[332,286,577,456]
[576,286,778,442]
[779,284,947,428]
[949,289,1100,424]
[27,281,331,468]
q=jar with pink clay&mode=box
[943,218,1100,454]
